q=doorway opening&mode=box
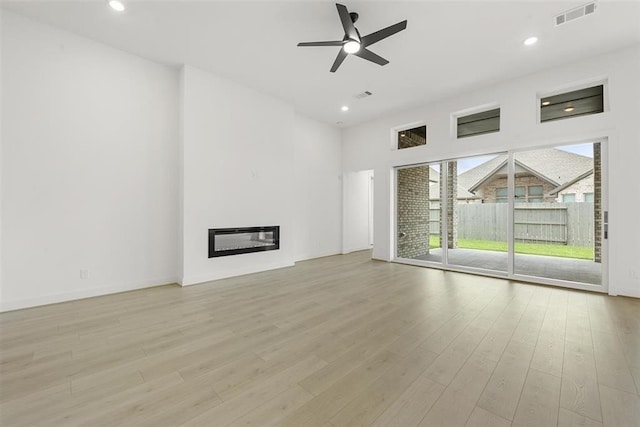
[343,170,374,254]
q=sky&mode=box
[457,155,498,174]
[556,143,594,157]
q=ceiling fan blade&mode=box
[354,48,389,66]
[330,49,348,73]
[336,3,359,41]
[297,41,345,47]
[361,20,407,47]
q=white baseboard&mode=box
[0,276,179,312]
[180,261,295,287]
[616,286,640,298]
[294,249,342,262]
[342,245,373,254]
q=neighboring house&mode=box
[549,170,595,203]
[457,148,594,204]
[428,166,480,208]
[422,149,597,251]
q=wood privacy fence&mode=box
[429,203,595,247]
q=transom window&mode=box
[397,125,427,149]
[540,84,604,123]
[457,108,500,138]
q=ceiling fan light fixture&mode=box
[108,0,125,12]
[343,40,361,54]
[297,3,407,72]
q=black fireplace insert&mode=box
[208,226,280,258]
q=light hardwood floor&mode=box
[1,250,639,426]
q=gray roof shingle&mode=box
[457,148,593,193]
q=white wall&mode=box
[180,65,296,285]
[1,13,180,310]
[0,13,345,309]
[293,113,342,261]
[180,67,344,285]
[0,7,4,303]
[343,44,640,298]
[343,169,374,253]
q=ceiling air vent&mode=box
[354,90,373,100]
[555,1,597,26]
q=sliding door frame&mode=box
[507,139,608,293]
[392,138,608,293]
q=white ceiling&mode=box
[2,1,639,127]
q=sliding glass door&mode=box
[394,141,606,290]
[445,154,508,275]
[512,142,603,285]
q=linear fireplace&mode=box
[208,226,280,258]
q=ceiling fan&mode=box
[297,3,407,73]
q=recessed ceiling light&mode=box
[564,106,575,112]
[341,106,349,112]
[108,0,125,12]
[541,101,551,106]
[343,40,361,54]
[524,36,538,46]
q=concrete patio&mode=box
[414,248,602,285]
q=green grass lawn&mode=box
[429,236,593,260]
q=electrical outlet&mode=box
[630,269,639,281]
[80,269,89,279]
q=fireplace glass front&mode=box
[208,226,279,258]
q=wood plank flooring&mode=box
[1,250,639,426]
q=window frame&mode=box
[537,79,608,124]
[396,125,428,150]
[456,108,501,139]
[497,185,544,203]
